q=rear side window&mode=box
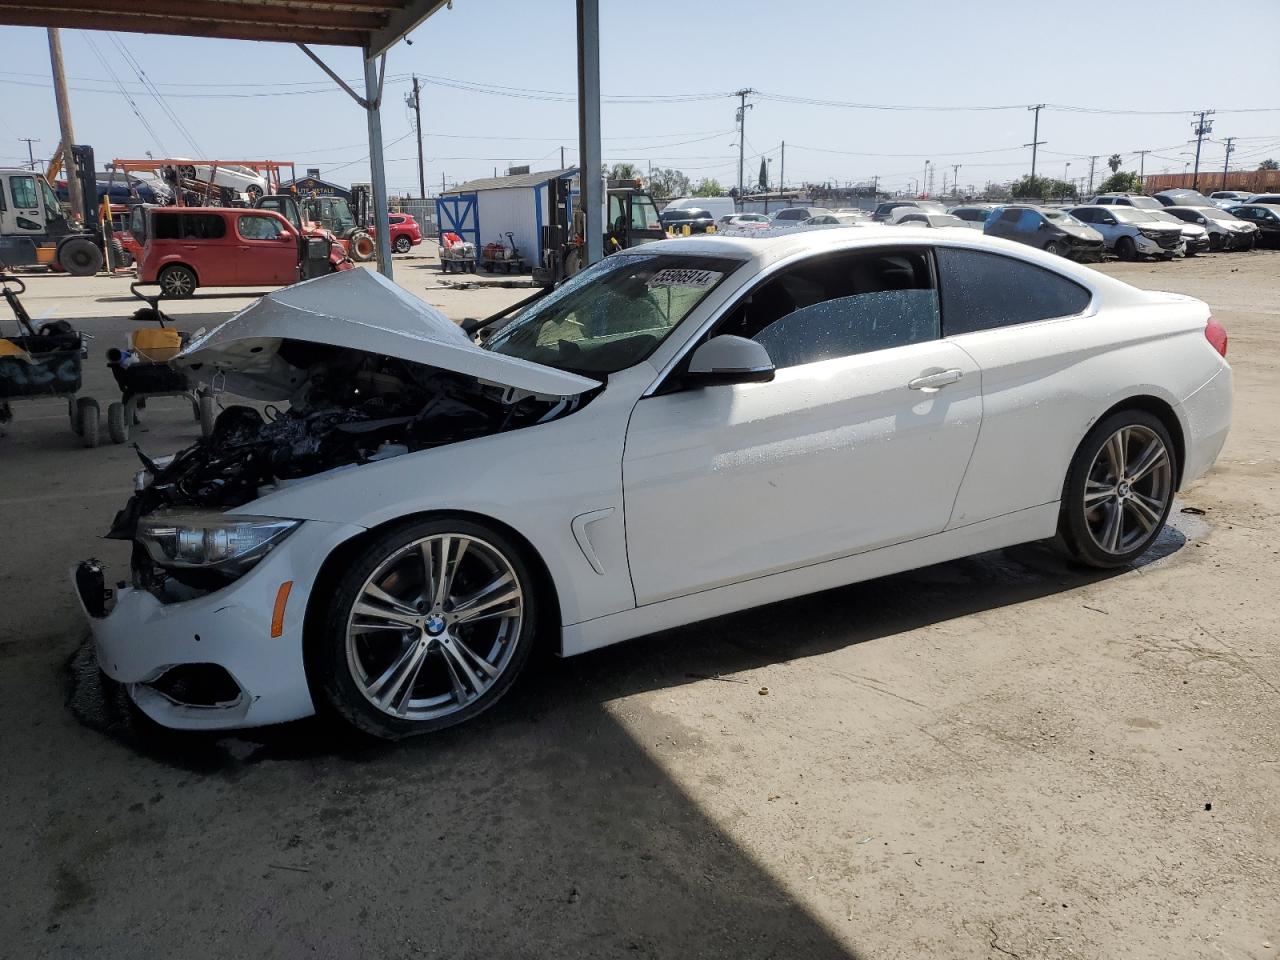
[154,213,227,241]
[936,248,1090,335]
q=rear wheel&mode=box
[310,518,538,739]
[158,265,197,298]
[1115,236,1137,261]
[76,397,100,448]
[57,237,104,277]
[394,235,412,253]
[107,402,130,444]
[1057,410,1176,568]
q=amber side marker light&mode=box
[271,581,294,638]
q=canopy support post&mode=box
[575,0,602,266]
[363,54,393,279]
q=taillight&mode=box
[1205,315,1228,357]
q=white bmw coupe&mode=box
[76,227,1232,738]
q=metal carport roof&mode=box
[0,0,607,277]
[0,0,449,58]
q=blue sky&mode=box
[1,0,1278,196]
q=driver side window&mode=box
[713,249,940,369]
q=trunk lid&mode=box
[177,269,599,401]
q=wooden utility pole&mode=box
[1087,155,1098,196]
[1191,110,1214,191]
[19,138,39,171]
[1026,103,1046,181]
[734,88,754,196]
[47,28,83,218]
[1221,136,1235,191]
[407,75,426,200]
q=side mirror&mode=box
[279,231,295,241]
[684,335,775,387]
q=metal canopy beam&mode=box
[0,6,367,44]
[364,0,448,59]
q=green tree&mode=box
[757,158,768,190]
[692,178,725,197]
[1096,171,1143,194]
[1011,175,1077,200]
[646,167,690,199]
[608,162,640,181]
[1259,159,1279,171]
[1108,153,1122,173]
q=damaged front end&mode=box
[104,269,601,598]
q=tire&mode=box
[1057,410,1177,569]
[1209,234,1224,252]
[107,402,130,444]
[309,517,539,739]
[1244,236,1257,251]
[158,265,197,298]
[77,397,100,448]
[1043,240,1063,256]
[198,394,217,437]
[1115,236,1137,261]
[349,232,375,262]
[246,184,263,200]
[106,237,130,270]
[58,237,104,277]
[394,235,412,254]
[69,399,82,435]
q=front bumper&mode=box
[1135,234,1183,257]
[73,518,364,730]
[1225,229,1256,250]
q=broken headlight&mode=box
[137,510,300,576]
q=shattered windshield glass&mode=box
[484,254,741,376]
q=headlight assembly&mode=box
[137,510,300,576]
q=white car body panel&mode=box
[623,340,982,603]
[77,227,1233,730]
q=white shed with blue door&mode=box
[438,168,575,270]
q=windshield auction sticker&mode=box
[647,268,723,289]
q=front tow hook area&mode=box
[75,559,112,619]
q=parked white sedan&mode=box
[76,228,1233,738]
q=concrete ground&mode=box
[1,247,1277,959]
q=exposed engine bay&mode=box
[107,340,592,542]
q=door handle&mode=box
[908,369,963,392]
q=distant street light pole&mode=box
[921,161,929,196]
[951,163,961,197]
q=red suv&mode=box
[388,213,423,253]
[134,207,351,298]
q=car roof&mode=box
[629,226,1154,303]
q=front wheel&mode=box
[1043,240,1063,256]
[1115,236,1137,261]
[310,518,539,739]
[1057,411,1177,568]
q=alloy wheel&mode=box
[161,269,194,297]
[1083,424,1173,556]
[344,533,524,721]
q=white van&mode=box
[663,196,735,219]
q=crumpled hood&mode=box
[177,269,599,401]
